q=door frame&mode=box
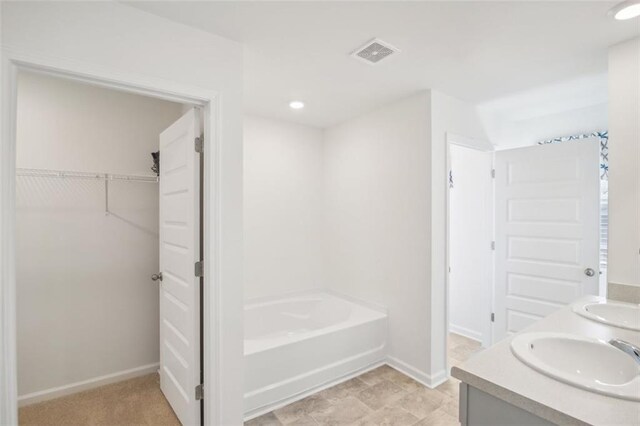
[444,133,494,376]
[1,51,221,425]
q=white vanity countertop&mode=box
[451,295,640,426]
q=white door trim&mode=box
[444,133,494,377]
[0,50,223,425]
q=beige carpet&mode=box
[19,373,181,426]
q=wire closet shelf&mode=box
[16,168,159,183]
[16,167,159,215]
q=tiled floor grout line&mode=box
[247,333,481,426]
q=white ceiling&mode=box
[129,1,639,129]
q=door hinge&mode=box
[195,136,204,153]
[491,169,495,178]
[195,261,204,277]
[491,313,495,322]
[195,384,204,400]
[491,241,495,250]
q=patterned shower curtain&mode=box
[538,131,609,180]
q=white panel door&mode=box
[159,108,201,425]
[494,140,599,342]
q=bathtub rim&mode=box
[244,288,388,314]
[244,290,388,355]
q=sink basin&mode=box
[511,332,640,401]
[573,300,640,331]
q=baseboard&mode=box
[386,356,447,389]
[18,362,160,407]
[427,369,449,388]
[244,359,386,421]
[449,324,483,343]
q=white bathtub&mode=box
[244,292,387,418]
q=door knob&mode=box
[151,272,163,282]
[584,268,595,277]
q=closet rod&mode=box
[16,168,159,183]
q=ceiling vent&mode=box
[351,38,400,65]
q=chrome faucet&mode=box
[609,338,640,365]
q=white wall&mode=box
[429,91,489,379]
[448,144,492,344]
[15,72,183,398]
[608,38,640,290]
[1,3,244,423]
[244,116,324,300]
[323,91,488,385]
[323,92,432,382]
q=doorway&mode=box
[446,141,492,373]
[14,71,203,426]
[446,134,604,372]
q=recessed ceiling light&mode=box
[609,0,640,20]
[289,101,305,110]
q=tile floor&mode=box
[246,333,482,426]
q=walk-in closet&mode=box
[16,71,202,426]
